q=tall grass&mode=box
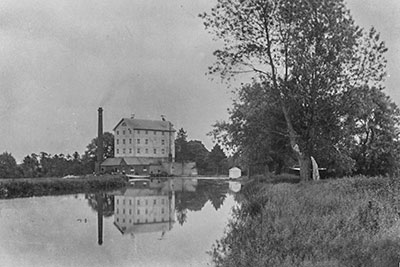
[0,175,127,199]
[210,176,400,267]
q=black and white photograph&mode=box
[0,0,400,266]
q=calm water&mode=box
[0,178,241,267]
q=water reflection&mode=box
[86,178,242,244]
[113,179,175,238]
[0,178,242,267]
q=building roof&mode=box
[101,157,161,167]
[101,157,125,166]
[124,157,155,166]
[113,118,175,132]
[114,221,174,235]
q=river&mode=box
[0,178,241,267]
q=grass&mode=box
[210,175,400,267]
[0,174,128,199]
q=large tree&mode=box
[0,152,18,178]
[201,0,388,180]
[83,132,114,173]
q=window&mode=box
[129,219,132,223]
[154,149,156,154]
[153,131,156,135]
[129,148,132,153]
[129,209,132,215]
[137,200,140,205]
[145,148,148,154]
[123,139,125,144]
[137,130,140,134]
[154,218,156,222]
[137,219,140,223]
[123,148,126,154]
[137,139,140,144]
[116,130,119,135]
[162,131,165,136]
[123,130,126,135]
[162,199,165,204]
[116,139,119,145]
[129,200,132,205]
[116,149,119,154]
[123,219,125,223]
[161,140,165,145]
[145,200,148,205]
[137,209,140,215]
[162,149,165,154]
[123,209,125,214]
[128,129,132,134]
[145,130,148,134]
[117,218,119,222]
[123,199,125,205]
[137,148,140,154]
[116,199,119,204]
[153,199,156,205]
[129,139,132,144]
[117,208,119,214]
[145,139,148,145]
[145,209,148,214]
[161,208,164,214]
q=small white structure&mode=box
[229,167,242,179]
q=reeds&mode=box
[211,176,400,267]
[0,175,127,199]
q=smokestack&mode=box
[96,107,104,174]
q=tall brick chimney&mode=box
[95,107,104,174]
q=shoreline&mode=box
[0,174,128,199]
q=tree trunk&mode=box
[299,155,311,181]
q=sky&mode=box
[0,0,399,162]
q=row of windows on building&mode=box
[116,148,166,155]
[116,217,167,224]
[116,207,165,215]
[116,198,166,206]
[116,129,167,136]
[116,138,166,145]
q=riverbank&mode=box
[0,175,128,199]
[210,175,400,267]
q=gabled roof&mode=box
[113,118,175,132]
[101,157,126,166]
[124,157,155,166]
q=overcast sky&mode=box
[0,0,399,162]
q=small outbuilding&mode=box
[229,167,242,179]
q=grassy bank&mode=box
[211,176,400,267]
[0,175,128,199]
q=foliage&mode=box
[344,86,400,176]
[201,0,390,180]
[210,176,400,266]
[207,144,228,175]
[175,128,190,163]
[82,132,115,173]
[0,175,127,199]
[0,152,19,178]
[211,83,292,175]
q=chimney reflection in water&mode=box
[97,194,103,245]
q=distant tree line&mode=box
[0,132,114,179]
[0,129,229,178]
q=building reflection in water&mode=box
[113,178,177,238]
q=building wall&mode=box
[114,122,175,161]
[114,193,175,230]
